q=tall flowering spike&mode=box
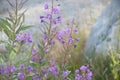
[44,3,49,9]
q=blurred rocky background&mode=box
[85,0,120,57]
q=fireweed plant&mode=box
[0,0,92,80]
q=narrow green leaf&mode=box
[0,40,8,44]
[9,50,17,61]
[25,76,32,80]
[38,44,45,58]
[0,19,15,41]
[0,18,11,28]
[0,20,10,37]
[16,25,34,34]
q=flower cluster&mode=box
[30,47,43,64]
[40,2,61,24]
[75,65,92,80]
[57,27,80,48]
[48,60,59,76]
[62,70,70,80]
[0,65,16,74]
[15,33,32,44]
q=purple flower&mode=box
[65,28,71,34]
[53,7,60,14]
[53,19,57,24]
[40,16,44,19]
[41,69,48,77]
[16,33,32,43]
[16,34,22,40]
[10,65,16,72]
[39,56,42,64]
[19,64,24,70]
[43,34,47,40]
[80,65,87,71]
[0,65,5,74]
[23,33,32,43]
[31,56,36,62]
[74,45,77,48]
[32,48,37,55]
[68,36,74,44]
[49,64,58,76]
[87,69,92,77]
[18,73,26,80]
[75,65,92,80]
[75,69,79,74]
[74,28,78,34]
[44,3,49,9]
[27,65,34,72]
[28,35,32,43]
[49,67,58,76]
[75,74,82,80]
[57,16,62,23]
[62,70,69,78]
[46,13,52,19]
[4,66,10,74]
[75,38,80,42]
[61,41,65,44]
[57,31,63,41]
[50,41,55,45]
[50,60,55,65]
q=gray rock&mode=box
[85,0,120,58]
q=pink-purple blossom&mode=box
[44,3,49,9]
